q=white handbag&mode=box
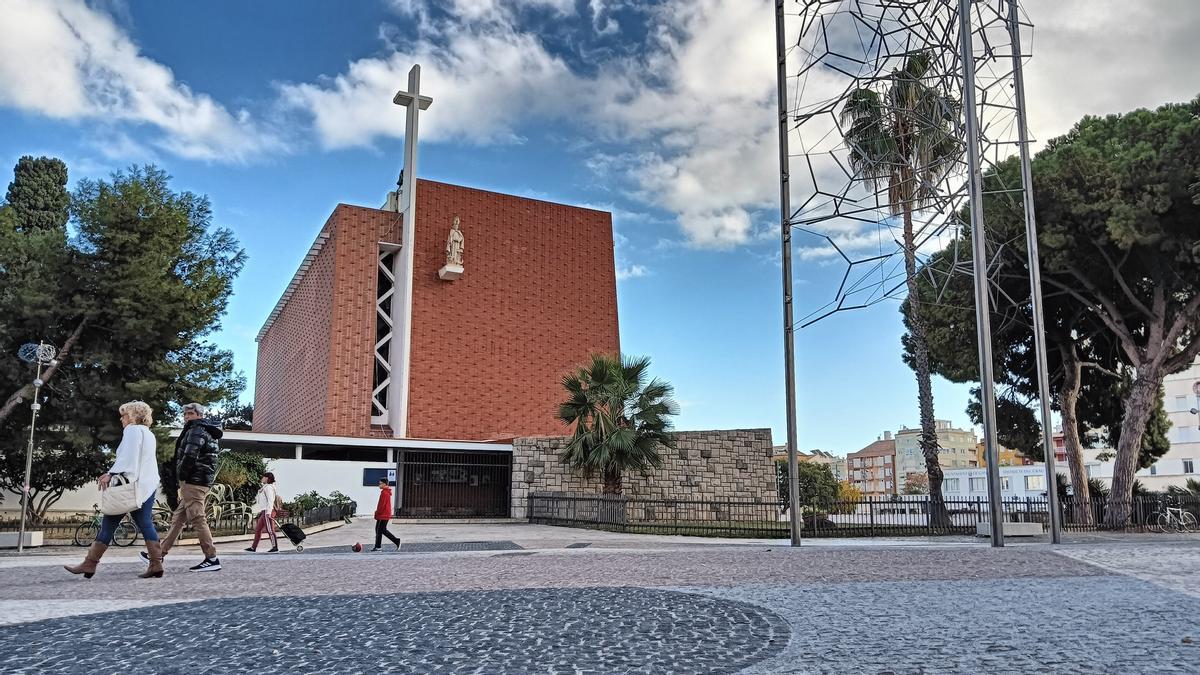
[100,426,146,516]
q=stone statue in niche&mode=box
[446,216,465,266]
[439,216,465,281]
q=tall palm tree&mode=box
[558,354,678,495]
[840,51,958,526]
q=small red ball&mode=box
[352,542,362,553]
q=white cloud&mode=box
[616,264,649,281]
[285,0,779,248]
[1022,0,1200,146]
[280,23,581,147]
[0,0,282,163]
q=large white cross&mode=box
[387,64,433,439]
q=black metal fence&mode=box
[0,502,355,545]
[527,493,1200,538]
[398,451,511,518]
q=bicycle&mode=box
[73,504,140,547]
[1149,501,1199,534]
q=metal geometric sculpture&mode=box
[776,0,1060,547]
[17,342,56,365]
[780,0,1033,327]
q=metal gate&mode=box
[398,451,511,518]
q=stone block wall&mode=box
[511,428,776,518]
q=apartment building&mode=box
[895,420,978,490]
[847,433,897,496]
[770,447,849,482]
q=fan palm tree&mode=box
[558,354,678,495]
[840,51,958,526]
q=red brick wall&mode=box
[253,213,338,435]
[254,181,620,440]
[407,181,620,439]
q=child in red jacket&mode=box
[374,478,401,551]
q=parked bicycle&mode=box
[73,504,139,547]
[1149,500,1199,534]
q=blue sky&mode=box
[1,0,1198,454]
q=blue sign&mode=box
[363,468,397,487]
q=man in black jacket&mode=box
[155,402,224,572]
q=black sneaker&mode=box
[244,547,256,552]
[189,557,222,572]
[370,547,381,552]
[139,550,165,564]
[395,541,401,551]
[267,547,279,553]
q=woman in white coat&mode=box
[245,472,279,553]
[65,401,162,579]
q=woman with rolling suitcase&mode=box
[245,472,279,553]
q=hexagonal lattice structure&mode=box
[779,0,1034,328]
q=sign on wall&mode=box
[363,468,397,486]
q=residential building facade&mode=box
[895,420,978,491]
[847,434,897,496]
[974,442,1031,468]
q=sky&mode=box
[0,0,1198,455]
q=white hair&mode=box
[182,402,207,416]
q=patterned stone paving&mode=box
[2,540,1198,673]
[0,588,787,674]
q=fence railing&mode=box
[0,502,355,544]
[527,493,1200,538]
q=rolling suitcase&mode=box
[279,522,307,552]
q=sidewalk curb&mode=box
[175,519,345,546]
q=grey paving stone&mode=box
[0,587,787,675]
[685,575,1200,675]
[303,540,526,554]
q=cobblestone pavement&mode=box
[0,541,1197,673]
[1052,539,1200,598]
[0,588,787,674]
[692,576,1199,674]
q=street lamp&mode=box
[16,341,57,554]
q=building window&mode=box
[1025,475,1045,491]
[1001,477,1011,491]
[969,477,987,492]
[885,456,892,464]
[1184,459,1194,474]
[302,445,389,462]
[943,478,960,492]
[372,248,398,423]
[1149,464,1157,476]
[884,468,892,477]
[1177,395,1188,412]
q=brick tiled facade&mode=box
[510,429,777,518]
[254,180,620,440]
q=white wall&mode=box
[940,466,1050,500]
[2,459,395,518]
[268,458,394,516]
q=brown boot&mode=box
[64,541,108,579]
[138,540,164,578]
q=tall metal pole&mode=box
[774,0,802,546]
[957,0,1005,547]
[1007,0,1061,544]
[17,350,46,554]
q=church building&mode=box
[217,66,776,518]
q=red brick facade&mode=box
[253,180,620,440]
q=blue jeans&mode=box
[96,493,159,544]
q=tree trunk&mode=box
[1105,371,1161,527]
[901,203,950,527]
[601,468,622,496]
[0,319,86,426]
[1057,341,1092,525]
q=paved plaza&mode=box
[1,522,1198,673]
